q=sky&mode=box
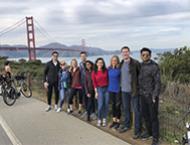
[0,0,190,50]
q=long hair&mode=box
[85,60,94,71]
[70,58,78,72]
[94,57,106,73]
[109,55,120,68]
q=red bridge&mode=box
[0,17,86,61]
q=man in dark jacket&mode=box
[44,51,60,112]
[79,51,88,117]
[139,48,161,145]
[118,46,142,139]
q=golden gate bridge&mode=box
[0,16,87,61]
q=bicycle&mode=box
[0,74,17,106]
[13,72,32,98]
[174,109,190,145]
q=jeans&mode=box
[59,88,68,108]
[86,92,95,117]
[121,92,141,134]
[131,96,142,135]
[97,87,109,120]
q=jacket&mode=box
[44,60,60,84]
[70,67,82,89]
[138,59,161,99]
[120,57,140,97]
[58,69,71,90]
[84,70,94,94]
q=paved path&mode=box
[0,97,130,145]
[0,125,13,145]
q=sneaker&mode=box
[67,108,70,113]
[78,110,82,114]
[141,131,152,140]
[113,122,120,130]
[109,122,117,128]
[45,106,52,112]
[151,138,159,145]
[102,118,107,127]
[67,108,73,114]
[54,105,58,111]
[90,113,97,121]
[118,126,130,133]
[133,133,142,140]
[81,111,87,118]
[97,120,101,127]
[56,108,62,113]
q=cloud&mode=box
[0,0,190,50]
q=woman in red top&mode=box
[68,59,83,114]
[92,57,109,127]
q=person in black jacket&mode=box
[139,48,161,145]
[44,51,60,112]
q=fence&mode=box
[29,76,190,144]
[159,82,190,143]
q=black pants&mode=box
[86,92,95,117]
[47,82,59,105]
[141,96,159,140]
[69,88,83,105]
[109,92,121,119]
[82,87,88,110]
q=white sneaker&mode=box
[90,113,97,121]
[97,120,101,127]
[45,106,52,112]
[54,105,58,111]
[56,108,61,113]
[67,108,72,114]
[102,118,107,127]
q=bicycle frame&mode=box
[186,122,190,145]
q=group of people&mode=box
[43,46,161,145]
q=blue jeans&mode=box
[97,87,109,120]
[121,92,141,134]
[131,96,142,135]
[59,88,67,108]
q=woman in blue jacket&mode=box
[108,55,121,129]
[57,60,71,112]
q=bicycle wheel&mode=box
[3,87,17,106]
[20,82,32,98]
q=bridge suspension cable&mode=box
[0,18,25,37]
[34,19,57,43]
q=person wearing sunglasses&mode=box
[57,60,71,112]
[139,47,161,145]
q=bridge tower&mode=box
[26,16,36,61]
[81,39,86,51]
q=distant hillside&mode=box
[0,42,174,58]
[38,42,119,57]
[0,42,119,58]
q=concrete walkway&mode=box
[0,97,130,145]
[0,125,12,145]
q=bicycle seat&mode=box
[15,75,26,80]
